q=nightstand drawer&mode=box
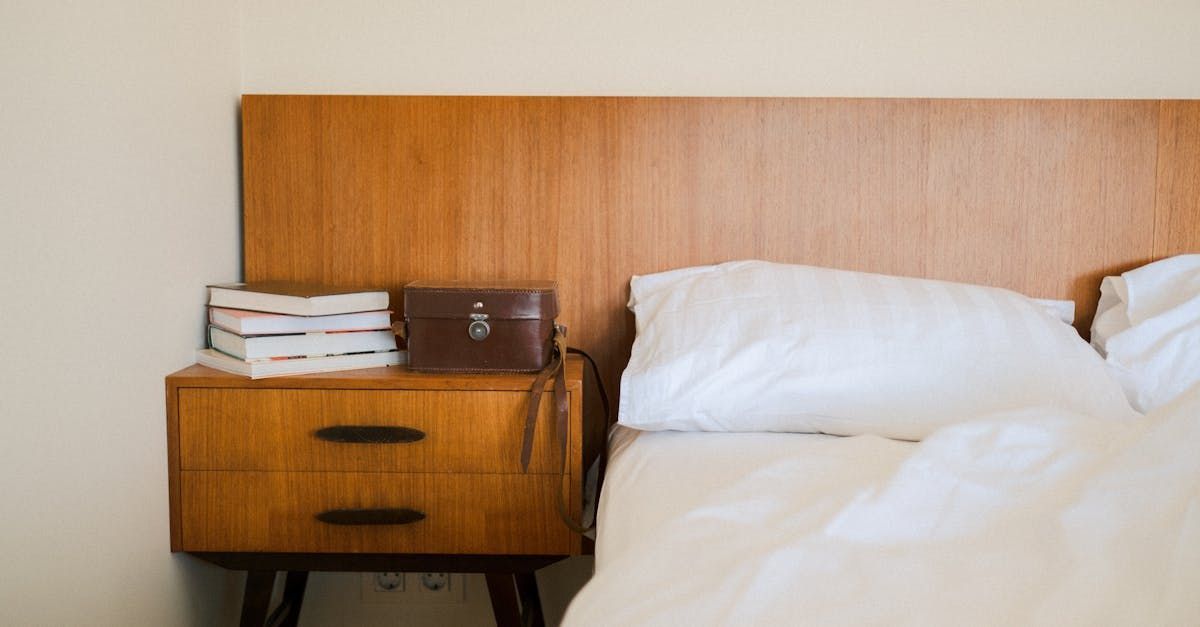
[178,388,563,474]
[179,471,572,555]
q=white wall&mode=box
[0,2,243,625]
[242,0,1200,97]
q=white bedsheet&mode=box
[565,394,1200,626]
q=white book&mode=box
[209,307,393,336]
[207,281,390,316]
[195,348,405,379]
[208,326,398,360]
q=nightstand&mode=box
[165,355,589,627]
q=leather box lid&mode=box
[404,280,558,320]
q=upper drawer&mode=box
[177,388,563,474]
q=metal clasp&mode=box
[468,313,490,341]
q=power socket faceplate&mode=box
[373,572,404,592]
[360,572,466,604]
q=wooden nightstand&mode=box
[166,355,589,627]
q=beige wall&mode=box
[241,0,1200,97]
[2,1,1198,625]
[0,1,242,625]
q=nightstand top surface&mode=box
[168,354,583,391]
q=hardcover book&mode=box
[207,282,389,316]
[208,326,398,361]
[208,307,393,335]
[195,348,404,379]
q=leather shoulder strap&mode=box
[520,348,561,472]
[521,327,604,534]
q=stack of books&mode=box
[195,282,404,378]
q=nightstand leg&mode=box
[515,572,545,627]
[266,571,309,627]
[239,570,276,627]
[486,572,545,627]
[485,573,520,627]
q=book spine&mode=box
[208,344,245,362]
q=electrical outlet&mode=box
[362,572,402,603]
[417,572,448,592]
[360,572,466,604]
[374,572,404,592]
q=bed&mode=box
[562,258,1200,626]
[238,95,1200,625]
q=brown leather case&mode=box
[403,280,558,373]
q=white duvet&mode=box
[563,390,1200,626]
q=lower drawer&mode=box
[179,471,573,555]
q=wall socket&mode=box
[360,572,466,604]
[373,572,404,592]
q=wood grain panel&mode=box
[922,100,1159,331]
[178,388,564,474]
[1156,101,1200,257]
[243,97,561,291]
[180,471,573,555]
[243,96,1196,400]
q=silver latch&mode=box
[468,313,490,341]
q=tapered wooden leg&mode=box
[515,572,545,627]
[280,571,309,627]
[264,571,309,627]
[239,570,276,627]
[485,573,521,627]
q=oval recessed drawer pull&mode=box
[313,425,426,444]
[314,507,427,526]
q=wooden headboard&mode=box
[241,95,1200,395]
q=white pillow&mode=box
[1032,298,1076,326]
[1091,255,1200,413]
[619,260,1134,440]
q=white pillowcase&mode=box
[1092,254,1200,414]
[619,260,1134,441]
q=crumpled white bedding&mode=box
[564,391,1200,626]
[1092,254,1200,414]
